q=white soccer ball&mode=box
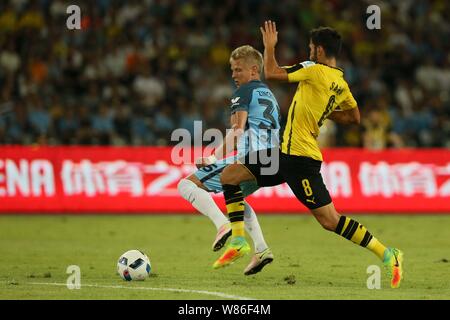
[117,250,151,281]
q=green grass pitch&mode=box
[0,214,449,300]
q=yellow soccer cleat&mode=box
[383,248,404,288]
[213,236,250,269]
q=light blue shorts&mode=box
[193,156,259,197]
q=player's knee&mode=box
[219,174,231,185]
[324,214,341,231]
[314,213,339,231]
[319,219,336,231]
[312,204,340,231]
[220,165,238,185]
[221,164,251,185]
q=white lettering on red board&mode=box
[61,160,144,197]
[359,162,450,197]
[0,159,55,196]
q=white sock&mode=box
[244,202,269,253]
[177,178,228,230]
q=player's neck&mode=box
[317,57,337,68]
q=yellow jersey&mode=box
[281,61,357,161]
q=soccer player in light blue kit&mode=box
[178,45,281,275]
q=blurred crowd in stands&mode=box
[0,0,449,149]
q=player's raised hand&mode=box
[260,20,278,48]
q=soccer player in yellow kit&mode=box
[213,21,403,289]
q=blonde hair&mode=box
[230,45,263,74]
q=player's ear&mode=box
[319,45,329,58]
[252,64,259,76]
[317,45,325,58]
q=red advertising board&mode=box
[0,146,449,213]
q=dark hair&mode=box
[310,27,342,58]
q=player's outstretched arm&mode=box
[260,20,288,81]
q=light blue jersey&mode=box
[195,80,281,195]
[231,80,281,157]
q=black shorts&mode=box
[241,148,332,209]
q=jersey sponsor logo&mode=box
[257,90,273,98]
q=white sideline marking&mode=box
[29,282,256,300]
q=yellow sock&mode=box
[223,184,245,238]
[335,216,387,260]
[230,220,245,237]
[366,237,387,260]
